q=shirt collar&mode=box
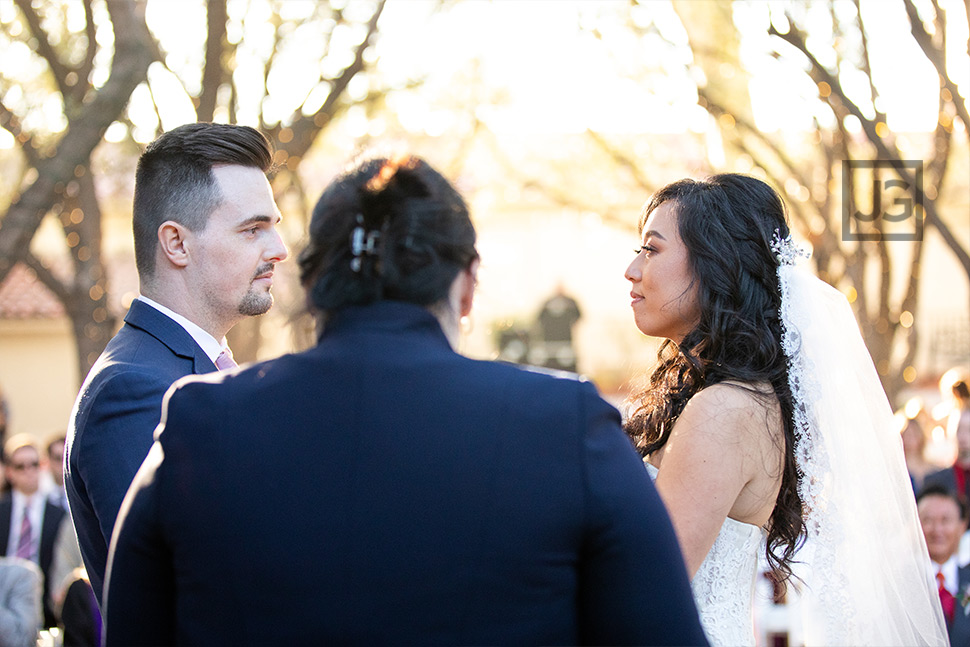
[931,555,961,592]
[11,489,43,514]
[137,295,228,363]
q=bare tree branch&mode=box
[145,72,167,138]
[770,21,970,277]
[0,0,154,284]
[698,89,846,271]
[13,0,71,96]
[72,0,98,106]
[0,98,40,167]
[890,240,924,395]
[280,0,387,159]
[198,0,228,122]
[586,130,654,194]
[852,0,886,125]
[964,0,970,55]
[229,75,238,124]
[486,134,631,230]
[903,0,970,132]
[258,11,284,122]
[22,252,71,304]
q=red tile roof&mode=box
[0,263,66,320]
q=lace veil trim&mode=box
[772,231,947,646]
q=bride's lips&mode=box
[630,291,644,305]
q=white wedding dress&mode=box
[646,463,764,647]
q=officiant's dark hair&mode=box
[624,173,805,582]
[299,154,478,316]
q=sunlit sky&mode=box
[1,0,966,150]
[351,0,964,136]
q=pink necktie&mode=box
[215,348,238,371]
[15,508,32,560]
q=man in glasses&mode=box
[0,433,67,629]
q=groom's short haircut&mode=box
[917,484,968,521]
[132,123,274,280]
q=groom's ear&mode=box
[458,258,480,318]
[157,221,191,269]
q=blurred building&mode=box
[0,263,76,442]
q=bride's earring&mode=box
[460,315,473,336]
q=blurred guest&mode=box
[533,284,582,372]
[0,383,8,450]
[0,434,66,628]
[0,384,8,495]
[59,570,100,647]
[949,378,970,443]
[937,369,970,416]
[900,410,934,492]
[0,555,42,647]
[925,380,970,502]
[45,436,67,510]
[918,485,970,644]
[105,155,707,646]
[48,516,87,625]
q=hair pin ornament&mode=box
[770,229,810,266]
[351,214,381,272]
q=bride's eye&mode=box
[634,245,656,256]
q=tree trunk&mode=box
[0,0,153,285]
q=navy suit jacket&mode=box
[65,299,217,605]
[105,302,707,646]
[0,495,66,627]
[951,564,970,647]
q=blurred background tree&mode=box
[0,0,153,381]
[0,0,966,429]
[519,0,969,402]
[0,0,398,379]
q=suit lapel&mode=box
[124,299,217,373]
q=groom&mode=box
[65,122,288,607]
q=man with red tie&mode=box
[64,123,288,609]
[918,484,970,644]
[1,434,66,628]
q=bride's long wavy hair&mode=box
[624,173,805,581]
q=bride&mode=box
[623,174,948,646]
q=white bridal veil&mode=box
[775,240,949,646]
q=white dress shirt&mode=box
[929,555,960,594]
[137,296,231,364]
[5,490,46,564]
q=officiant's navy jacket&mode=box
[104,302,707,646]
[65,298,218,606]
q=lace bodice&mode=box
[646,462,765,647]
